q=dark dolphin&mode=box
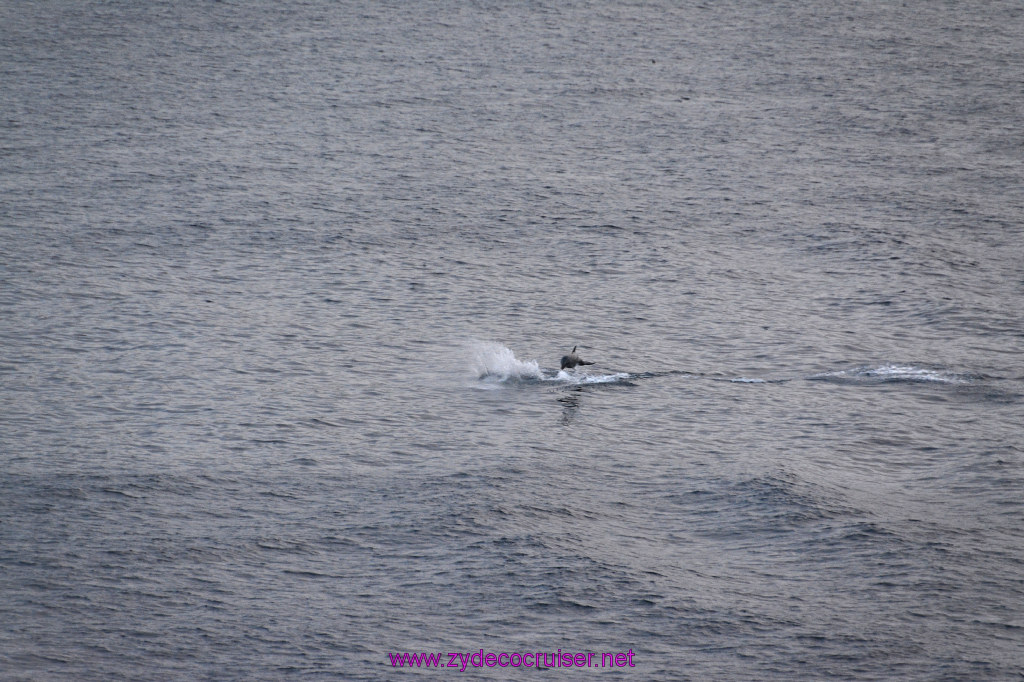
[560,345,595,370]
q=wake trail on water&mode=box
[468,342,980,390]
[807,364,976,385]
[726,365,976,386]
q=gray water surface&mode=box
[2,1,1023,679]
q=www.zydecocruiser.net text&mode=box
[388,649,637,671]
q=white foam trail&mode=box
[812,365,965,384]
[559,370,632,385]
[865,365,948,382]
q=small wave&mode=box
[809,364,969,385]
[717,376,787,384]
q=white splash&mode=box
[470,341,543,382]
[470,342,631,387]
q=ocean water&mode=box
[2,1,1023,679]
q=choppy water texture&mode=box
[2,1,1023,679]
